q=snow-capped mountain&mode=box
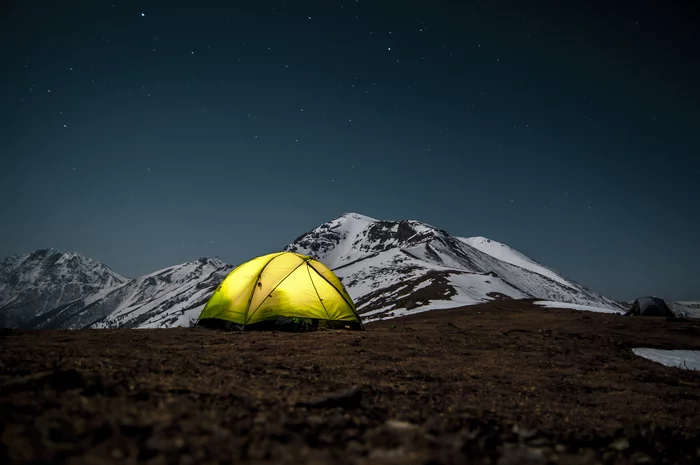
[0,249,128,328]
[669,301,700,319]
[285,213,624,321]
[2,212,629,330]
[457,236,574,289]
[26,258,232,330]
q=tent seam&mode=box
[246,257,308,323]
[243,252,287,324]
[306,263,332,321]
[307,261,364,328]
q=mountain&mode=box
[669,301,700,319]
[26,258,232,330]
[456,236,574,288]
[285,213,624,321]
[2,212,628,330]
[0,249,128,328]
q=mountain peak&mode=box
[285,212,623,320]
[286,213,441,269]
[195,257,227,267]
[339,212,379,222]
[22,248,61,261]
[0,248,130,328]
[32,247,58,254]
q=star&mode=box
[140,13,145,17]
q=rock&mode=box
[610,438,630,451]
[512,424,537,440]
[297,387,363,410]
[385,420,419,431]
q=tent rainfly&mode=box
[624,296,675,317]
[197,252,363,331]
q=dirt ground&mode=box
[2,299,700,465]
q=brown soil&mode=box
[2,299,700,465]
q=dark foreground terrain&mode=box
[2,300,700,465]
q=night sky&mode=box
[1,1,698,301]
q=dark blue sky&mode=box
[1,1,698,300]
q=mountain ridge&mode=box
[0,248,129,328]
[285,212,624,321]
[25,257,232,330]
[1,212,647,329]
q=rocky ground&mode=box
[2,299,700,465]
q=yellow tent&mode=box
[197,252,363,331]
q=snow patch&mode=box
[632,348,700,371]
[459,236,574,288]
[534,300,623,314]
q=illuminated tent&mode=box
[197,252,363,331]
